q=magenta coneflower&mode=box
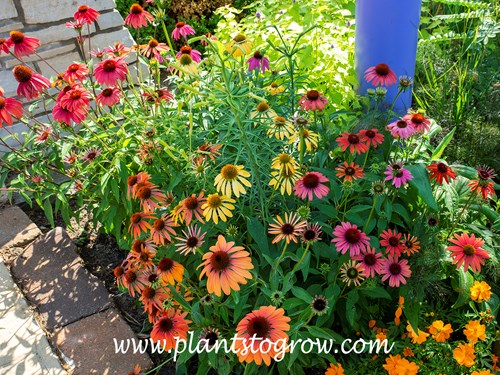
[353,247,383,278]
[364,63,397,87]
[380,229,404,257]
[336,132,369,154]
[7,31,40,58]
[74,5,100,24]
[380,257,411,287]
[65,20,85,31]
[403,113,431,133]
[150,215,177,245]
[384,161,413,188]
[447,233,489,273]
[52,103,87,124]
[247,51,269,73]
[83,146,102,163]
[0,95,23,127]
[387,119,416,139]
[172,22,195,40]
[124,4,154,29]
[359,129,384,148]
[176,46,202,63]
[63,63,89,83]
[298,90,328,111]
[300,223,323,244]
[12,65,50,100]
[175,225,206,255]
[294,172,330,201]
[94,57,128,86]
[332,222,371,257]
[58,85,91,112]
[96,87,122,106]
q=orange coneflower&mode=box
[196,143,222,164]
[215,164,251,198]
[198,235,253,297]
[150,215,177,245]
[129,212,155,239]
[123,269,144,297]
[234,306,290,365]
[268,213,307,244]
[150,309,191,351]
[427,162,456,185]
[140,285,168,315]
[127,171,152,199]
[140,38,169,59]
[335,161,365,183]
[179,192,206,225]
[156,257,184,285]
[136,184,166,212]
[202,193,235,224]
[128,245,156,271]
[402,233,420,256]
[113,261,129,289]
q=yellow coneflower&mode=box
[289,128,319,152]
[264,81,285,95]
[177,53,198,76]
[269,168,302,196]
[267,116,295,140]
[250,101,277,125]
[226,33,252,57]
[201,193,235,224]
[214,164,251,198]
[271,153,298,174]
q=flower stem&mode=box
[447,193,475,239]
[364,196,377,232]
[292,243,311,274]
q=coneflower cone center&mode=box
[130,213,142,224]
[271,81,279,88]
[148,39,159,48]
[388,237,400,247]
[184,196,199,209]
[437,163,448,173]
[313,298,327,311]
[132,240,144,253]
[375,63,389,76]
[365,130,375,138]
[158,258,174,271]
[302,173,320,189]
[207,195,222,208]
[389,263,402,275]
[278,154,291,163]
[139,251,150,262]
[159,317,174,332]
[124,271,137,283]
[179,54,193,66]
[256,102,270,112]
[68,64,80,72]
[153,219,165,231]
[253,51,263,59]
[303,229,316,240]
[274,117,286,126]
[247,316,271,338]
[345,167,355,176]
[211,251,230,270]
[281,223,295,235]
[113,266,124,277]
[347,268,359,278]
[78,5,88,12]
[395,171,404,178]
[234,34,247,43]
[205,332,218,345]
[137,187,152,200]
[221,165,238,180]
[9,31,25,44]
[186,236,199,248]
[396,120,408,128]
[142,286,156,299]
[347,134,359,144]
[462,244,476,256]
[345,228,361,244]
[102,60,116,72]
[176,22,186,28]
[411,114,424,124]
[364,253,376,266]
[102,88,114,97]
[181,46,192,54]
[0,98,5,110]
[148,273,158,283]
[306,90,320,100]
[130,4,144,14]
[13,65,33,83]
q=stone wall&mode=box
[0,0,136,151]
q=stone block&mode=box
[97,10,124,31]
[11,227,111,330]
[53,309,153,374]
[0,206,41,250]
[21,0,116,24]
[0,69,18,98]
[0,122,28,154]
[29,23,95,46]
[0,0,18,21]
[38,51,82,79]
[0,21,24,34]
[91,28,135,51]
[4,43,78,69]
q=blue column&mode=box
[355,0,422,115]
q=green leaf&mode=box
[43,199,55,228]
[432,127,456,159]
[360,286,392,300]
[451,268,474,309]
[345,289,359,328]
[246,216,269,255]
[291,287,312,303]
[407,164,438,211]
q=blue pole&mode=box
[355,0,423,115]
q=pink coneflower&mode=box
[96,87,122,106]
[58,85,91,112]
[380,256,411,287]
[65,20,84,31]
[353,247,383,278]
[172,21,195,40]
[7,31,40,58]
[294,172,330,201]
[141,38,170,60]
[380,229,404,257]
[332,222,371,257]
[298,90,328,111]
[94,57,128,86]
[179,192,206,225]
[201,32,218,46]
[34,125,53,145]
[176,46,202,63]
[63,63,88,83]
[73,5,100,24]
[403,113,431,133]
[103,42,131,57]
[359,128,384,148]
[175,225,206,255]
[476,165,497,181]
[52,103,87,124]
[336,132,369,154]
[83,146,102,163]
[384,161,413,188]
[136,184,166,212]
[124,4,154,29]
[364,63,397,87]
[12,65,50,100]
[447,233,489,273]
[0,38,11,55]
[150,215,177,245]
[0,95,23,127]
[387,119,416,139]
[247,51,269,73]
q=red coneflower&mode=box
[129,211,155,239]
[96,87,122,106]
[353,247,383,278]
[294,171,330,201]
[63,63,89,83]
[94,57,128,86]
[7,31,40,58]
[150,309,191,351]
[447,233,489,273]
[74,5,100,24]
[150,215,177,245]
[360,128,384,148]
[380,229,404,257]
[0,38,10,55]
[198,235,253,296]
[380,256,412,287]
[268,213,307,244]
[0,95,23,127]
[124,4,154,29]
[140,285,168,315]
[12,65,50,100]
[176,45,202,63]
[58,84,91,112]
[364,63,397,87]
[136,184,166,212]
[332,222,371,257]
[427,162,456,185]
[171,21,196,41]
[336,132,369,154]
[387,119,416,139]
[335,161,365,183]
[175,225,206,255]
[179,192,206,225]
[34,125,53,145]
[234,306,290,365]
[403,113,431,133]
[156,257,184,285]
[298,90,328,111]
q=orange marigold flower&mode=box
[325,362,345,375]
[428,320,453,342]
[471,371,493,375]
[394,296,404,326]
[470,280,491,302]
[150,309,190,351]
[453,342,475,368]
[463,320,486,344]
[403,347,414,357]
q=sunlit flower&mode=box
[353,247,383,277]
[96,87,122,106]
[172,21,195,41]
[234,306,290,365]
[300,223,322,244]
[58,84,91,112]
[267,116,295,140]
[156,257,184,285]
[387,119,416,139]
[0,95,23,127]
[335,161,365,183]
[198,235,253,296]
[332,222,370,257]
[380,256,412,287]
[202,193,235,224]
[268,212,307,244]
[380,229,404,257]
[215,164,251,198]
[7,31,40,58]
[0,38,10,55]
[453,343,476,368]
[63,63,89,83]
[176,45,202,63]
[469,179,496,200]
[128,244,156,271]
[103,42,131,57]
[325,362,344,375]
[247,51,269,72]
[470,281,491,302]
[142,88,174,104]
[406,323,429,344]
[294,172,329,201]
[464,320,486,344]
[122,269,144,297]
[12,65,50,100]
[124,4,154,29]
[226,34,252,57]
[271,153,298,175]
[364,63,397,87]
[175,225,206,255]
[34,125,53,144]
[150,215,177,245]
[250,101,277,125]
[265,81,284,95]
[403,113,431,133]
[179,192,206,225]
[129,211,155,239]
[447,232,489,273]
[298,90,328,111]
[127,171,151,199]
[336,132,369,154]
[140,285,167,314]
[427,162,456,185]
[384,161,413,188]
[94,57,128,86]
[428,320,453,342]
[269,168,302,196]
[52,102,86,124]
[150,309,191,350]
[289,128,319,152]
[141,38,169,60]
[176,54,198,75]
[74,5,100,24]
[360,128,384,148]
[383,354,419,375]
[136,184,166,212]
[340,260,366,286]
[82,146,101,163]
